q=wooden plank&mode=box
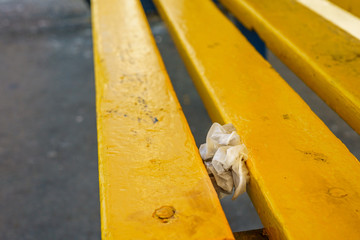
[297,0,360,40]
[328,0,360,18]
[220,0,360,134]
[153,0,360,239]
[91,0,234,239]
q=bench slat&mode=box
[153,0,360,239]
[221,0,360,134]
[92,0,234,239]
[329,0,360,18]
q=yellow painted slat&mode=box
[153,0,360,239]
[91,0,234,239]
[328,0,360,18]
[221,0,360,134]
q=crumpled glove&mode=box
[199,123,249,200]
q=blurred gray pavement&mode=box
[0,0,359,239]
[0,1,99,239]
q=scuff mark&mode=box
[296,149,328,163]
[152,117,159,124]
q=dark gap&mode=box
[147,15,263,232]
[217,5,267,58]
[149,15,211,145]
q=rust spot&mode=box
[153,206,176,223]
[328,187,348,198]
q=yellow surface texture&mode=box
[221,0,360,134]
[92,0,234,239]
[153,0,360,239]
[329,0,360,18]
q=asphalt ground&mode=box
[0,0,359,239]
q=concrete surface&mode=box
[0,1,99,239]
[0,0,359,239]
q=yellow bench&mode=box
[92,0,360,239]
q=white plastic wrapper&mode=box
[199,123,240,160]
[200,123,249,200]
